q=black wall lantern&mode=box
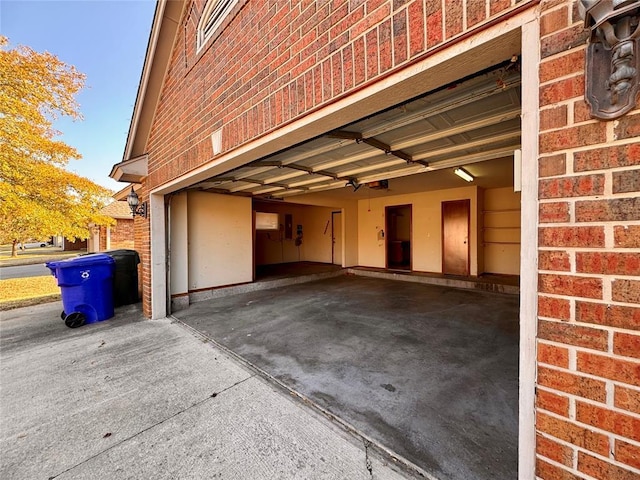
[579,0,640,120]
[127,187,148,218]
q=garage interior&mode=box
[174,58,523,288]
[169,58,523,479]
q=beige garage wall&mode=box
[482,187,521,275]
[254,202,334,265]
[278,194,360,267]
[187,191,253,289]
[358,186,480,275]
[169,192,189,296]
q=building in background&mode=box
[87,201,134,253]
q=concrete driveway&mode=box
[174,275,520,480]
[0,302,409,479]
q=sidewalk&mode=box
[0,302,410,480]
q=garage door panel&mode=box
[375,118,441,145]
[299,141,374,166]
[461,117,521,140]
[444,89,521,124]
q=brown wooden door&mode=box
[385,205,412,270]
[442,199,470,276]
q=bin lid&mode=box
[105,249,138,255]
[105,249,140,262]
[46,253,115,270]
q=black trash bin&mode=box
[104,249,140,307]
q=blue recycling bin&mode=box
[46,253,116,328]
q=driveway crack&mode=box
[46,375,254,479]
[364,439,373,478]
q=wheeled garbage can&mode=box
[104,249,140,307]
[46,253,116,328]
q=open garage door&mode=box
[187,59,522,280]
[190,60,520,201]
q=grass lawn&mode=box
[0,276,60,310]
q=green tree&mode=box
[0,36,114,257]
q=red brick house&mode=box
[88,200,135,253]
[61,237,88,252]
[110,1,640,478]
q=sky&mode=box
[1,0,156,193]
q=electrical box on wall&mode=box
[285,214,293,239]
[295,224,303,246]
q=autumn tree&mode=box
[0,36,114,256]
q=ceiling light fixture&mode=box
[454,167,474,182]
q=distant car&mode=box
[18,241,50,249]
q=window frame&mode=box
[196,0,240,53]
[255,212,280,231]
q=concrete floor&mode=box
[1,302,408,480]
[174,275,519,480]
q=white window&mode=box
[197,0,239,52]
[255,212,279,231]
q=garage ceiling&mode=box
[192,60,522,200]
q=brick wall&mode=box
[134,212,151,315]
[145,0,522,189]
[536,1,640,478]
[98,219,135,251]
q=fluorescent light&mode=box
[454,167,474,182]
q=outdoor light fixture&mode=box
[454,167,474,182]
[579,0,640,120]
[126,187,148,218]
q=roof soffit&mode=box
[110,154,149,183]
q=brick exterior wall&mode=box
[536,1,640,478]
[99,228,107,251]
[98,219,135,251]
[132,214,150,314]
[136,0,639,477]
[145,0,520,190]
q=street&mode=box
[1,263,51,279]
